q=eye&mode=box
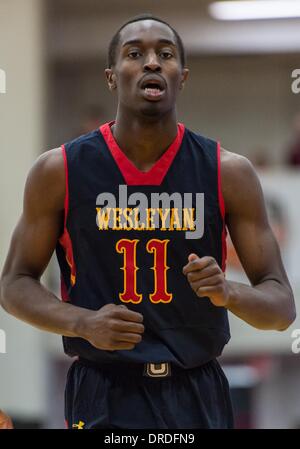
[160,51,173,59]
[128,50,142,59]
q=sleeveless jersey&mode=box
[56,122,230,369]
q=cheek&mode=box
[168,76,182,95]
[118,73,138,96]
[116,61,139,83]
[166,67,183,88]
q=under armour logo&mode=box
[144,362,171,377]
[72,420,85,429]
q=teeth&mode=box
[144,87,162,96]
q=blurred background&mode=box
[1,0,300,429]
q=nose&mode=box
[143,51,161,72]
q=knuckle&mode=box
[109,319,118,330]
[137,313,144,323]
[111,308,121,318]
[136,324,144,333]
[212,266,220,275]
[105,304,117,314]
[104,303,114,309]
[107,318,117,330]
[191,282,198,292]
[187,272,194,281]
[196,287,204,296]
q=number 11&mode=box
[116,239,173,304]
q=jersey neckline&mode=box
[99,121,185,186]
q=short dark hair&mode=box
[107,13,186,68]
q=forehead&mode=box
[119,20,176,46]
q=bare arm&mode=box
[0,149,144,349]
[183,149,296,331]
[222,150,295,329]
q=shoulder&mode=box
[24,147,65,214]
[220,147,264,215]
[31,146,64,170]
[220,147,256,183]
[27,147,65,188]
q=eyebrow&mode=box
[122,38,176,48]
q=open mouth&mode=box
[141,82,165,99]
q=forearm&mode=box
[226,279,295,331]
[1,275,145,352]
[0,274,89,337]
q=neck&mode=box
[111,109,178,172]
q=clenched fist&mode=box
[77,303,144,351]
[183,253,230,307]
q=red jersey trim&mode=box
[99,122,185,185]
[58,145,76,292]
[217,142,227,272]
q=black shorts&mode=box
[65,358,234,429]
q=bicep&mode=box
[3,212,62,280]
[227,207,285,286]
[2,149,65,280]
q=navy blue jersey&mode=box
[56,122,230,369]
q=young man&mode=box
[0,14,295,429]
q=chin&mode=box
[139,103,166,118]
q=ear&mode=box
[180,68,189,90]
[105,68,117,91]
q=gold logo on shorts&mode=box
[72,420,85,429]
[145,362,171,377]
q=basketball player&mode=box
[0,14,295,429]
